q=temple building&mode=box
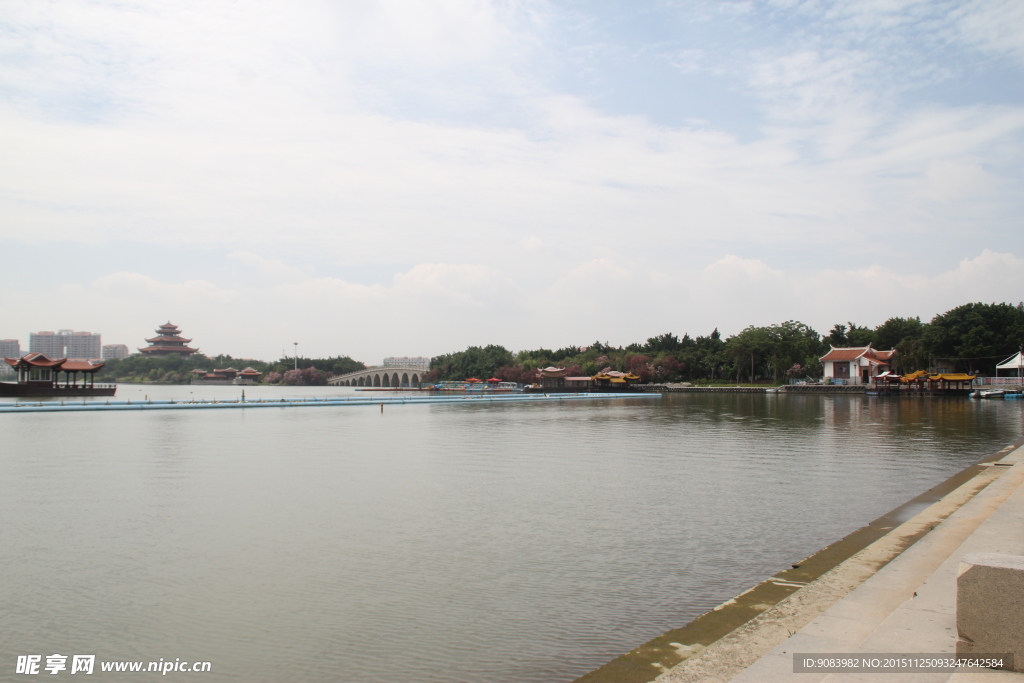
[190,366,262,385]
[820,346,897,385]
[139,322,199,357]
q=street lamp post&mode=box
[294,342,298,371]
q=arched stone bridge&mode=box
[327,366,427,387]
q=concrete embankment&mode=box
[576,436,1024,683]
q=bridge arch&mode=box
[327,365,431,388]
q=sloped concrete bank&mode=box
[574,436,1024,683]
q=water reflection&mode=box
[0,388,1020,682]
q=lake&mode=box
[1,385,1021,681]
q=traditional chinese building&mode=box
[190,366,262,385]
[139,322,199,357]
[532,367,641,392]
[1,353,114,397]
[820,346,897,385]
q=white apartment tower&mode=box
[64,331,102,360]
[0,339,21,358]
[29,331,65,358]
[102,344,130,360]
[29,330,103,360]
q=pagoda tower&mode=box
[139,322,199,357]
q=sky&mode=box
[2,0,1023,364]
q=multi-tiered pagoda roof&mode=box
[139,322,199,357]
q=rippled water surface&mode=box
[2,386,1021,682]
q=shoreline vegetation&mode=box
[92,301,1024,386]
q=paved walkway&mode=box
[656,444,1024,683]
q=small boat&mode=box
[978,390,1006,399]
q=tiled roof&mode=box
[820,346,871,361]
[145,335,192,343]
[61,360,105,372]
[5,352,66,368]
[820,346,896,364]
[4,354,103,371]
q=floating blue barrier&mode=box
[0,393,659,414]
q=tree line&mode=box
[92,301,1023,385]
[99,353,364,385]
[428,302,1024,384]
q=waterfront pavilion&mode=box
[3,353,106,389]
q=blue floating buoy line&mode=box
[0,392,659,414]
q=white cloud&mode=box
[90,272,238,304]
[2,2,1023,360]
[957,0,1024,65]
[228,252,309,280]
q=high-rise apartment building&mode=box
[0,339,19,374]
[0,339,21,358]
[29,330,103,359]
[63,331,102,360]
[382,356,430,369]
[29,331,65,358]
[102,344,130,360]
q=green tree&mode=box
[726,326,771,382]
[922,302,1024,374]
[846,322,874,347]
[873,316,926,372]
[727,321,825,383]
[825,323,848,347]
[826,322,872,347]
[430,345,516,380]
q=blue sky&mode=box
[2,0,1023,362]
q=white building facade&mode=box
[29,330,103,360]
[383,356,430,370]
[102,344,130,360]
[64,331,102,360]
[29,331,65,358]
[820,346,897,385]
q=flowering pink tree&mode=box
[654,356,684,381]
[283,367,327,385]
[627,354,653,382]
[300,367,327,385]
